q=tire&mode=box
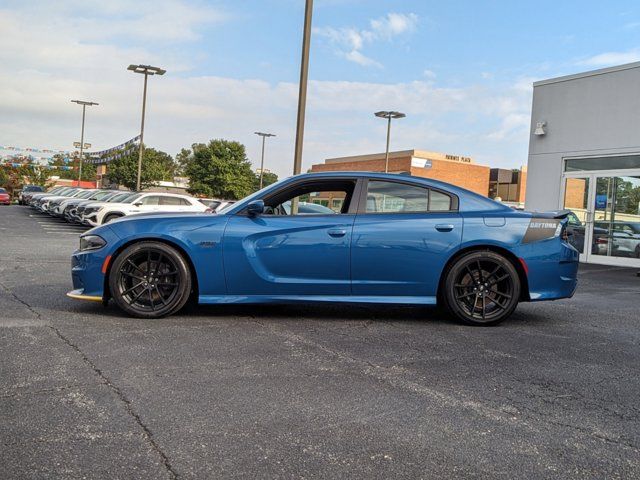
[109,241,192,319]
[103,213,123,224]
[442,250,520,326]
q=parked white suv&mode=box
[82,192,208,226]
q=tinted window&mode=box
[366,181,429,213]
[263,180,355,215]
[429,190,452,211]
[141,195,161,205]
[159,196,186,206]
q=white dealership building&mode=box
[526,62,640,267]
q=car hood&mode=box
[90,211,228,239]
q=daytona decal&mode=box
[522,218,562,244]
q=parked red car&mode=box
[0,188,10,205]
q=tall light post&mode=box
[71,100,98,186]
[254,132,276,189]
[374,110,406,173]
[293,0,313,175]
[127,64,166,191]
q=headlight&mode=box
[79,235,106,251]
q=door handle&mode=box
[327,228,347,237]
[435,224,454,232]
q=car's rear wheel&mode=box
[443,251,520,326]
[109,241,192,318]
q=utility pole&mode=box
[254,132,276,189]
[127,64,166,191]
[71,100,98,186]
[293,0,313,175]
[374,111,406,173]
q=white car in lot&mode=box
[82,192,208,226]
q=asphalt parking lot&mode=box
[1,204,639,479]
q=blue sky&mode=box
[2,0,640,177]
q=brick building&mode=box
[309,150,491,197]
[489,167,527,203]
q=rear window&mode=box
[0,188,7,193]
[159,196,190,206]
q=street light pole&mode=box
[255,132,276,189]
[71,100,98,186]
[127,64,166,191]
[374,110,406,173]
[293,0,313,175]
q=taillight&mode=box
[561,224,570,242]
[595,237,608,245]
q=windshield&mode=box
[217,179,289,214]
[75,190,96,199]
[123,193,143,204]
[108,192,133,203]
[91,191,114,200]
[0,188,6,193]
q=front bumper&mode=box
[66,289,103,302]
[69,227,119,301]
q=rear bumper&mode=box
[519,240,579,301]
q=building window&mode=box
[565,155,640,172]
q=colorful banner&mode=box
[86,135,141,164]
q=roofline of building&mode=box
[533,61,640,87]
[324,149,477,164]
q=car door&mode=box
[351,178,462,297]
[222,178,360,296]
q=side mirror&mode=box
[247,200,264,217]
[133,202,143,207]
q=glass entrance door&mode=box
[562,174,640,266]
[591,175,640,264]
[562,176,591,259]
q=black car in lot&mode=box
[18,185,44,205]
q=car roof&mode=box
[139,192,191,197]
[223,171,511,215]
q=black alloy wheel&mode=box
[109,241,192,318]
[443,251,520,326]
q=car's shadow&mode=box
[67,298,557,329]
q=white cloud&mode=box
[315,12,418,68]
[0,2,533,178]
[576,49,640,67]
[422,69,436,79]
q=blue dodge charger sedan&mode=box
[68,172,579,325]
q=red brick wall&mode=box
[310,156,490,196]
[410,160,490,196]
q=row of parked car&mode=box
[21,186,235,226]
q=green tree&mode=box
[19,165,54,187]
[184,139,255,199]
[0,167,8,188]
[107,147,176,191]
[175,148,192,176]
[50,153,96,181]
[253,171,279,191]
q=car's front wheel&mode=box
[109,241,192,318]
[443,250,520,326]
[103,213,123,224]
